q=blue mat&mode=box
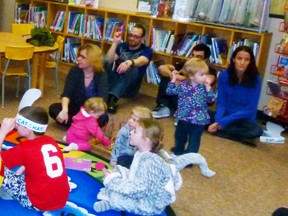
[0,132,175,216]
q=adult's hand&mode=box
[56,109,69,124]
[116,60,132,74]
[208,122,221,133]
[113,32,123,44]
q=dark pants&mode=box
[107,63,144,99]
[173,120,205,155]
[208,111,263,141]
[49,103,109,128]
[156,76,178,111]
[117,155,134,169]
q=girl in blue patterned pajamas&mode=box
[93,118,215,215]
[167,58,215,155]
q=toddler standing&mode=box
[167,58,215,155]
[64,97,110,152]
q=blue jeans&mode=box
[107,63,144,98]
[173,120,205,155]
[209,110,263,141]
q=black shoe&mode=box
[107,94,118,114]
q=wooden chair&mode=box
[1,45,34,108]
[12,23,34,36]
[45,35,64,95]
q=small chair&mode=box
[12,23,35,36]
[1,45,34,108]
[45,35,64,95]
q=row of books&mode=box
[151,31,229,65]
[229,39,260,62]
[14,3,29,23]
[84,15,104,40]
[14,4,47,28]
[67,12,85,36]
[104,18,125,42]
[63,38,81,63]
[50,11,66,32]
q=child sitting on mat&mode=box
[64,97,110,152]
[94,118,215,215]
[110,106,152,168]
[0,106,69,211]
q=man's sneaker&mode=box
[152,104,170,119]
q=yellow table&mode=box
[0,32,59,96]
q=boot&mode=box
[107,94,118,114]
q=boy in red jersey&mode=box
[0,106,69,211]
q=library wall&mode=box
[99,0,137,12]
[0,0,16,32]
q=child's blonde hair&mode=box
[180,58,209,78]
[84,97,107,113]
[138,118,163,153]
[131,106,152,120]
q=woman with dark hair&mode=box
[49,43,109,127]
[208,46,263,146]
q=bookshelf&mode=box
[263,19,288,124]
[28,0,272,75]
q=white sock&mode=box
[63,143,78,152]
[62,135,67,142]
[200,167,216,178]
[93,200,111,212]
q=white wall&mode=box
[258,17,283,110]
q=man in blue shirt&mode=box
[106,24,153,113]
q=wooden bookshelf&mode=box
[30,0,272,75]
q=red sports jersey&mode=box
[1,135,69,210]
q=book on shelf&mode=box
[67,11,81,34]
[157,0,175,18]
[86,0,99,8]
[15,3,30,23]
[137,0,153,13]
[105,18,124,42]
[263,97,285,118]
[64,37,81,63]
[165,34,175,54]
[178,34,199,57]
[146,61,161,85]
[50,11,66,32]
[267,80,288,100]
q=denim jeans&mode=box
[107,62,144,99]
[173,120,205,155]
[208,110,263,141]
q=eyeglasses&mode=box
[128,33,143,39]
[77,54,87,59]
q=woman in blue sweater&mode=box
[208,46,263,145]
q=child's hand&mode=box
[0,118,16,136]
[171,70,179,83]
[208,122,221,133]
[110,161,117,167]
[102,168,112,178]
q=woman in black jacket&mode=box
[49,43,109,127]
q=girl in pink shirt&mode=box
[64,97,110,152]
